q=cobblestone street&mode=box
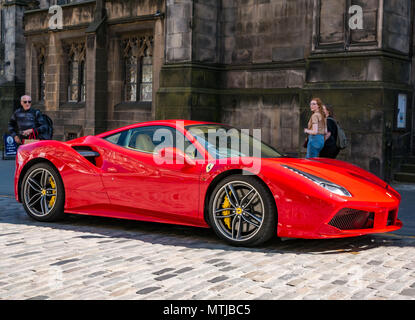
[1,194,415,300]
[1,0,415,308]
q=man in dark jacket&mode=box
[8,95,48,145]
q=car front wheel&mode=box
[209,174,277,247]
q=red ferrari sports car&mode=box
[14,120,402,246]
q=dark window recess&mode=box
[39,55,46,101]
[67,132,78,141]
[66,42,86,102]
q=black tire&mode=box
[208,174,277,247]
[21,162,65,222]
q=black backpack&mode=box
[43,114,54,140]
[335,121,347,150]
[36,111,53,140]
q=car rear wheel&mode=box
[21,163,65,222]
[209,174,277,247]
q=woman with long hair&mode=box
[320,104,340,159]
[304,98,327,158]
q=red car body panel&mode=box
[14,120,402,239]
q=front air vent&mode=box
[387,209,397,226]
[329,208,374,230]
[72,146,100,166]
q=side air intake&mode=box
[72,146,100,166]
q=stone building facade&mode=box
[2,0,414,180]
[23,0,164,139]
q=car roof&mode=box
[95,119,223,138]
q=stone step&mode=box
[401,164,415,174]
[394,172,415,183]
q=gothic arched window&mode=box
[124,46,138,102]
[79,60,86,102]
[140,53,153,102]
[122,35,153,102]
[38,53,46,102]
[67,43,86,102]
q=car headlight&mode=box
[281,165,352,197]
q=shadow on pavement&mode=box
[1,201,414,255]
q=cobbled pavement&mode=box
[1,195,415,300]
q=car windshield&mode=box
[185,124,283,159]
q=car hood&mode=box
[260,157,400,202]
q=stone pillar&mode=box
[192,0,219,63]
[165,0,193,63]
[106,35,122,125]
[152,13,165,119]
[44,31,61,111]
[0,1,26,139]
[85,0,108,135]
[156,0,221,121]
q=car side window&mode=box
[182,135,202,159]
[103,131,125,146]
[114,126,202,159]
[126,126,173,153]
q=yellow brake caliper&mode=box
[222,192,232,229]
[48,177,57,208]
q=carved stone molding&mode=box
[121,35,153,59]
[63,42,86,62]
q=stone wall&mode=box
[193,0,219,63]
[383,0,412,54]
[221,0,313,64]
[221,93,300,151]
[165,0,193,62]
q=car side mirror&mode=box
[156,147,196,167]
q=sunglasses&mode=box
[22,101,32,104]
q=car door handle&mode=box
[107,167,118,173]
